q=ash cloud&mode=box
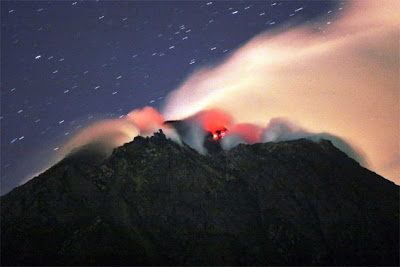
[25,1,398,186]
[260,118,367,166]
[164,109,231,154]
[167,110,366,169]
[261,118,308,143]
[162,0,399,183]
[125,106,165,136]
[47,107,177,172]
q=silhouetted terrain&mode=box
[1,131,398,265]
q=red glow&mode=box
[192,109,232,133]
[228,123,262,144]
[212,130,226,141]
[126,106,165,133]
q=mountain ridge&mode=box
[1,130,399,265]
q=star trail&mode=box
[2,1,342,194]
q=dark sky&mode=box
[1,0,340,195]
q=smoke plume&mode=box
[56,107,177,161]
[40,0,398,186]
[126,106,165,135]
[162,0,399,183]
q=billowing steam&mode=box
[61,119,140,157]
[162,0,399,183]
[55,107,178,161]
[262,118,307,143]
[188,109,233,133]
[41,0,398,185]
[125,106,165,135]
[165,109,367,168]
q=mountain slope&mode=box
[1,130,398,265]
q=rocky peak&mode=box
[1,132,398,266]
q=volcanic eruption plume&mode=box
[47,0,399,185]
[162,0,399,183]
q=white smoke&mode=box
[162,0,400,183]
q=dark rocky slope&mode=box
[1,131,399,265]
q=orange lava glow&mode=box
[190,109,233,133]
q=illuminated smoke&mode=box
[189,109,233,133]
[162,0,399,183]
[21,107,181,186]
[126,106,165,135]
[227,123,263,144]
[180,121,207,154]
[261,118,308,143]
[260,118,367,166]
[161,126,182,145]
[35,0,398,186]
[169,109,232,153]
[221,123,262,151]
[58,107,173,160]
[221,134,246,151]
[59,119,140,159]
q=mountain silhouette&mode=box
[1,130,398,265]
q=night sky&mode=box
[1,1,340,195]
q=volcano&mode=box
[164,119,227,154]
[1,130,399,265]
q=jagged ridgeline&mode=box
[1,130,399,265]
